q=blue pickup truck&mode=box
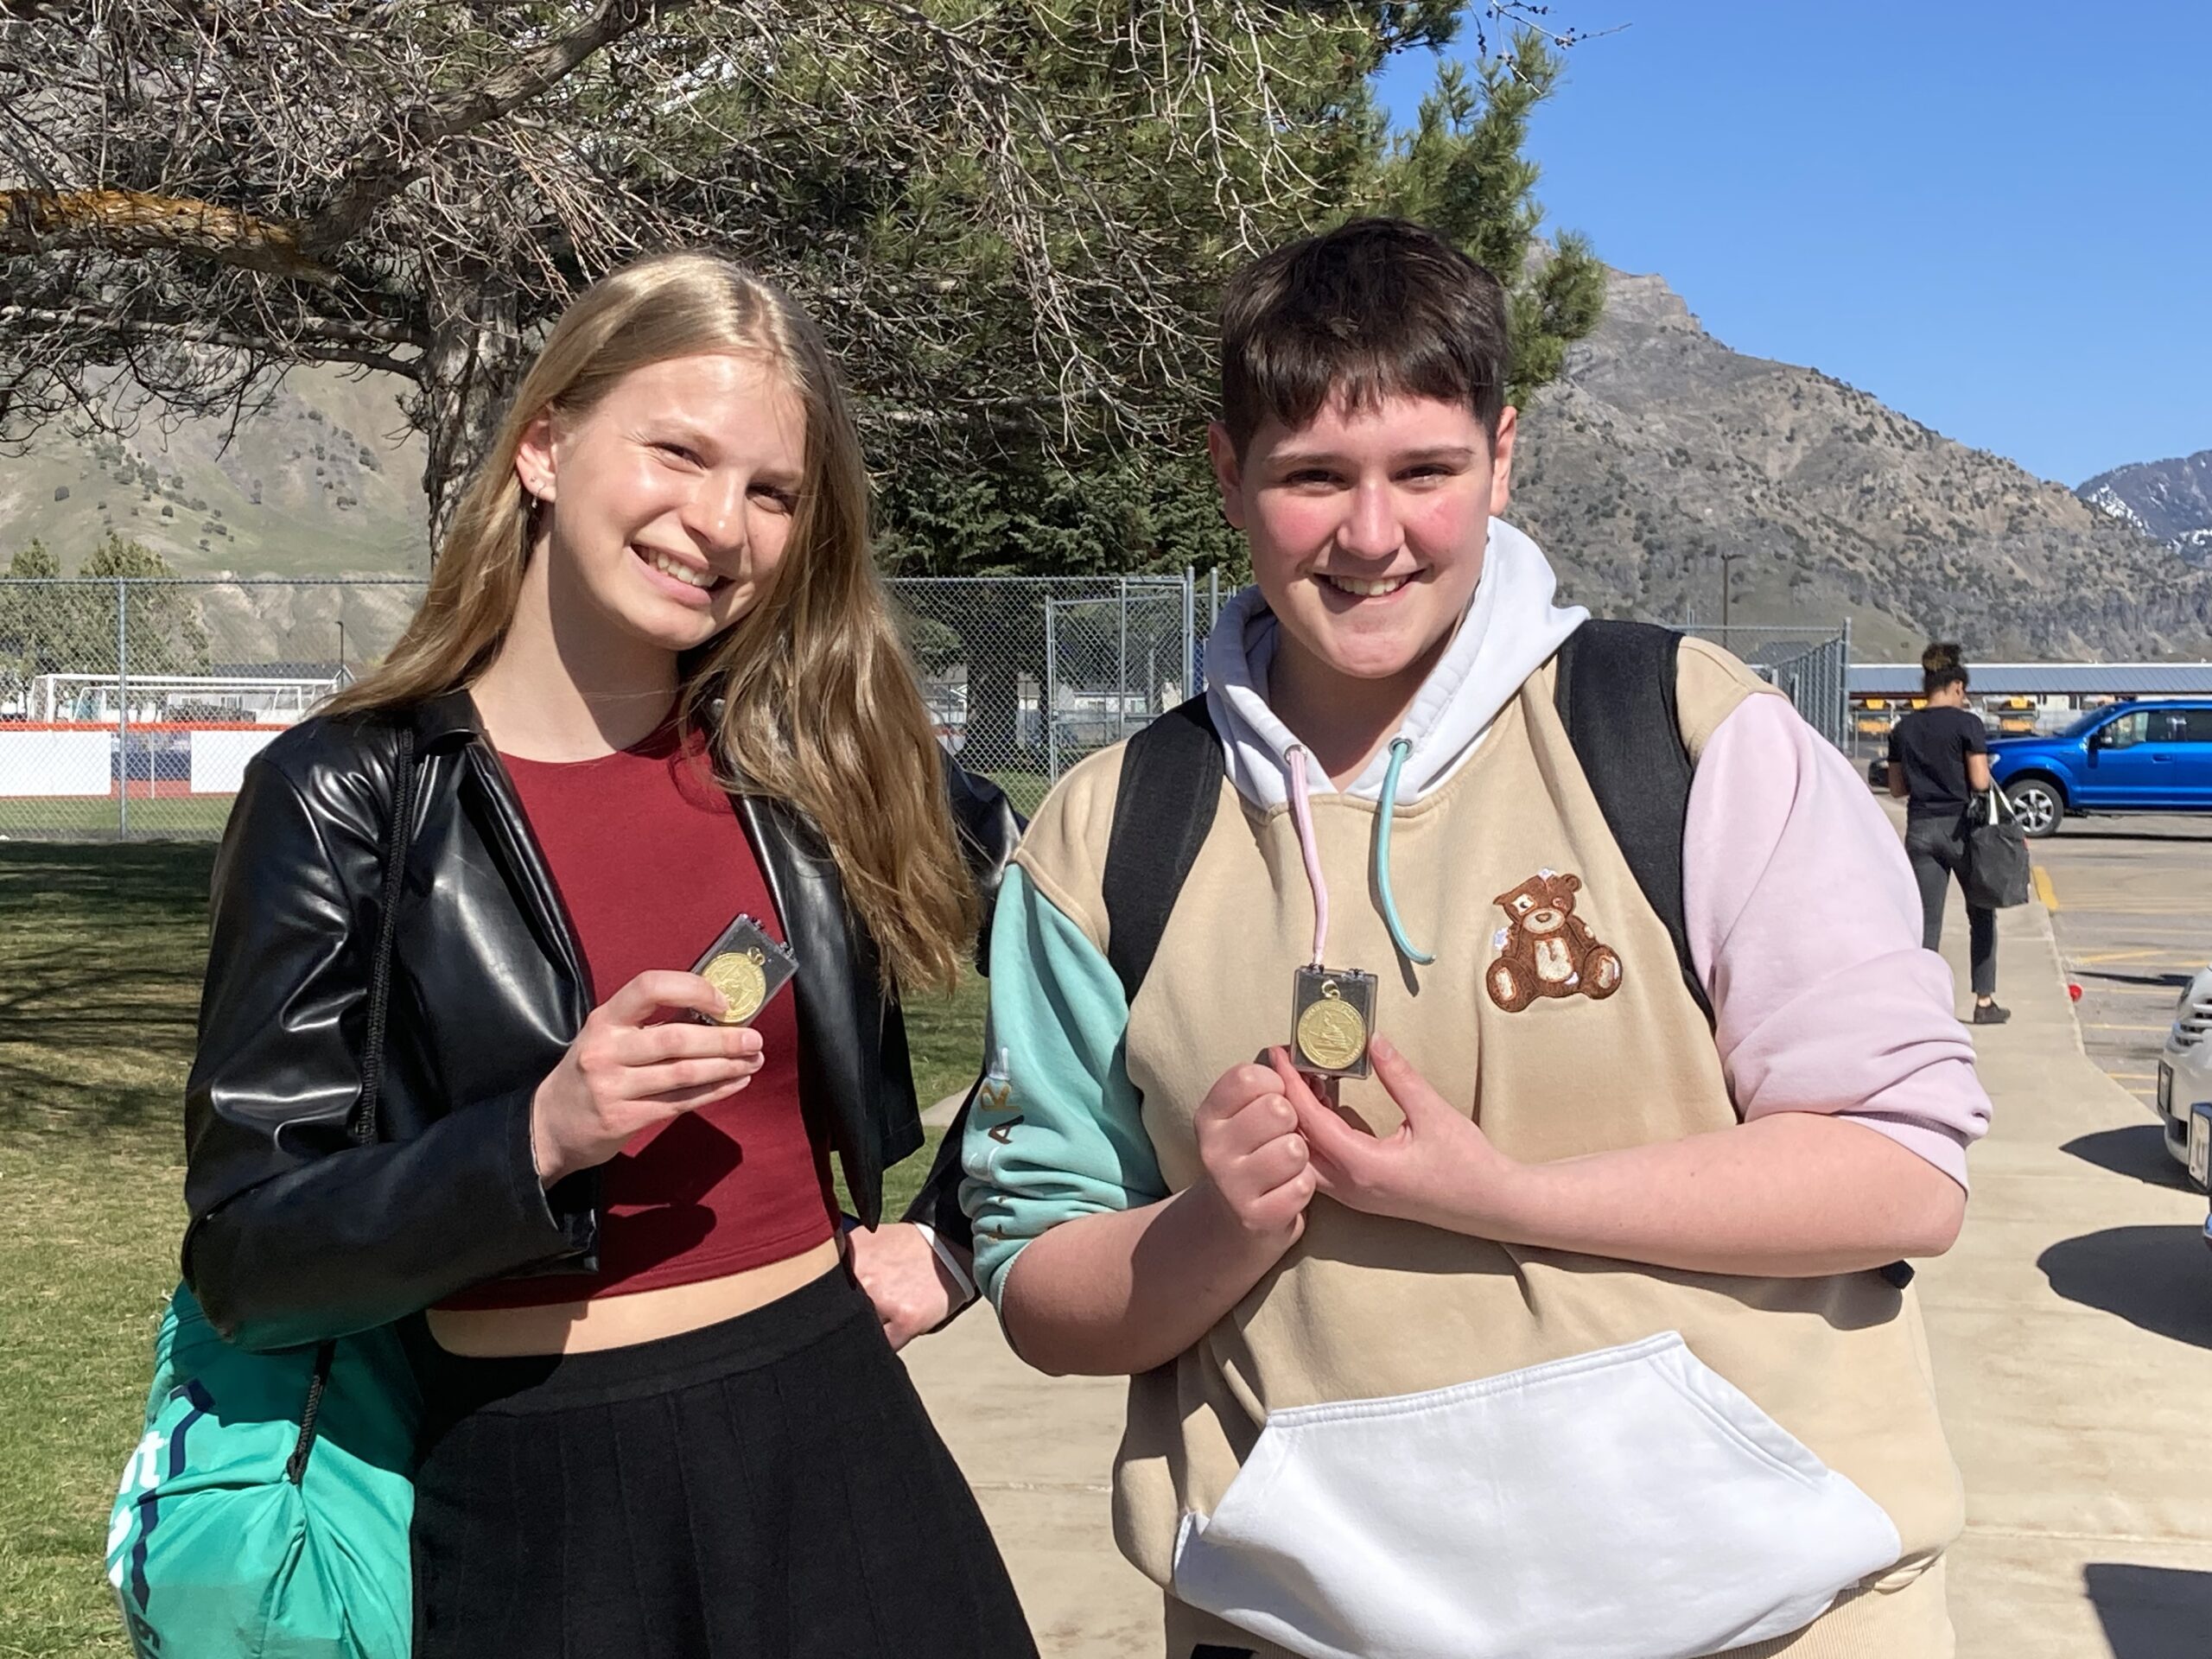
[1990,701,2212,836]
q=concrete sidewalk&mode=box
[902,896,2212,1657]
[1921,897,2212,1656]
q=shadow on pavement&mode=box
[2038,1227,2212,1350]
[2062,1126,2203,1192]
[2084,1563,2212,1658]
[2074,969,2191,991]
[2050,826,2212,843]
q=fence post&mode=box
[1044,597,1060,783]
[1183,565,1196,700]
[1839,616,1853,751]
[115,576,129,838]
[1117,576,1129,741]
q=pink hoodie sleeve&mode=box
[1684,694,1990,1187]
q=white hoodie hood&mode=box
[1203,518,1587,811]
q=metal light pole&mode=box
[1719,551,1747,632]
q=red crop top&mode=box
[438,721,835,1308]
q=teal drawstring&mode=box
[1375,738,1434,966]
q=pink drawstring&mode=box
[1286,747,1329,967]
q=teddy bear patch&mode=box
[1485,868,1624,1013]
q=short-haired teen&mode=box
[184,254,1036,1657]
[963,219,1990,1658]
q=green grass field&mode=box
[0,842,982,1655]
[982,769,1051,820]
[0,797,238,840]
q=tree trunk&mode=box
[413,267,526,553]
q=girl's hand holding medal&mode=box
[529,969,766,1186]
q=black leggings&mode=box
[409,1266,1037,1659]
[1904,813,1995,997]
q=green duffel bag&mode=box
[107,1292,419,1659]
[109,726,423,1658]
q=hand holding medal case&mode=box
[690,914,798,1025]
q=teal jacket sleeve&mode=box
[960,864,1166,1309]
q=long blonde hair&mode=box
[327,252,976,994]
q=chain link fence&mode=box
[890,575,1198,820]
[0,578,426,839]
[1674,622,1853,751]
[0,575,1850,840]
[0,574,1217,838]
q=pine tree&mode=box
[79,533,211,679]
[878,27,1606,587]
[0,537,65,709]
[1376,35,1606,399]
[0,0,1470,534]
[6,538,60,579]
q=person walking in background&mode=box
[1890,642,2006,1024]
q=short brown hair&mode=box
[1218,218,1511,457]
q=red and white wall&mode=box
[0,721,287,798]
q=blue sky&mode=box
[1373,2,2211,486]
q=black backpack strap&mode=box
[1556,626,1912,1288]
[1553,620,1713,1027]
[1102,696,1224,1006]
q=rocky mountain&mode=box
[0,369,430,664]
[0,366,429,578]
[2078,448,2212,562]
[1508,271,2212,660]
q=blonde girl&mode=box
[182,253,1034,1656]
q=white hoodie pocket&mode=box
[1170,1332,1901,1659]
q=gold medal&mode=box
[702,948,767,1024]
[1292,973,1371,1079]
[687,913,797,1028]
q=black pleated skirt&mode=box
[409,1266,1038,1659]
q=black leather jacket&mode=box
[181,690,1018,1351]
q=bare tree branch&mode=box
[0,0,1575,539]
[0,303,421,374]
[299,0,699,257]
[0,189,340,283]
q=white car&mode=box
[2154,969,2212,1191]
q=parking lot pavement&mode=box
[1912,819,2212,1659]
[2030,815,2212,1124]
